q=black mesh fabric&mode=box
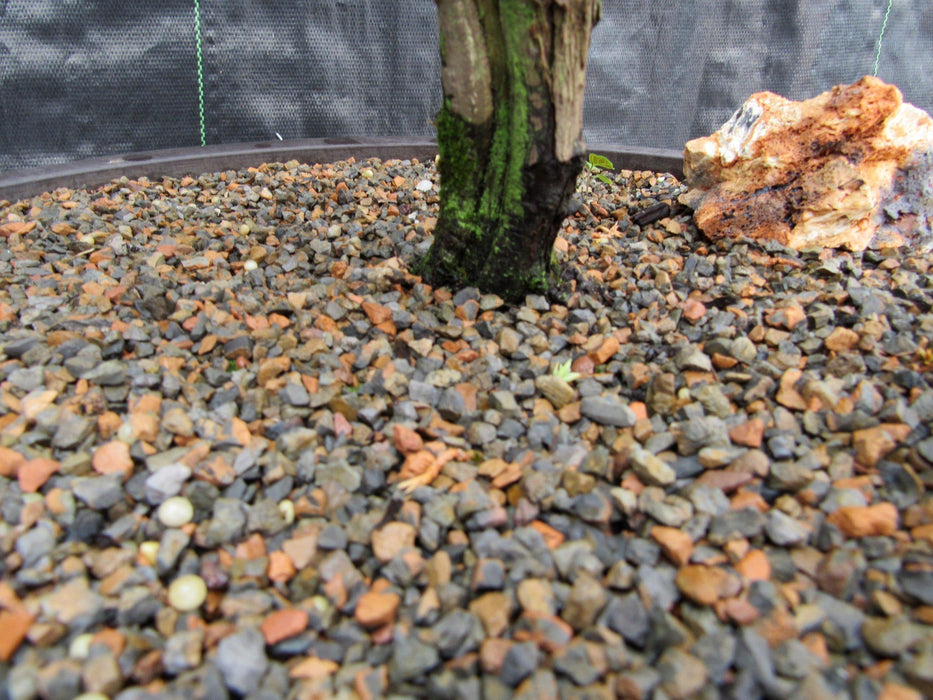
[1,0,930,172]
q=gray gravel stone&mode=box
[765,509,811,546]
[216,626,268,695]
[81,360,127,385]
[72,474,125,509]
[389,630,441,682]
[17,521,56,566]
[144,463,192,503]
[629,445,676,486]
[580,394,637,427]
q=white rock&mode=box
[168,574,208,612]
[69,632,95,659]
[158,496,194,528]
[139,541,159,566]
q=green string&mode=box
[873,0,893,77]
[194,0,206,146]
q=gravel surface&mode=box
[0,156,932,699]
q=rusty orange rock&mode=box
[92,440,134,480]
[683,76,933,251]
[675,565,742,606]
[529,520,565,550]
[267,551,297,583]
[289,655,339,681]
[0,447,25,478]
[371,522,417,563]
[261,608,309,645]
[852,424,912,468]
[729,417,765,448]
[392,424,423,454]
[824,327,860,353]
[354,590,400,629]
[18,457,60,493]
[682,297,706,323]
[827,503,899,537]
[0,609,33,662]
[735,549,771,582]
[651,525,694,567]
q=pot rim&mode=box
[0,137,683,203]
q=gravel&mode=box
[0,156,931,698]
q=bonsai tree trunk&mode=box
[423,0,600,302]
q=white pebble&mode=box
[158,496,194,528]
[243,259,258,272]
[69,632,95,659]
[278,499,295,525]
[168,574,208,612]
[416,179,433,192]
[139,541,159,566]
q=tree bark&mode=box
[423,0,600,302]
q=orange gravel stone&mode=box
[676,565,742,606]
[361,301,393,325]
[45,488,68,516]
[257,356,291,385]
[0,447,25,477]
[392,424,423,454]
[354,590,400,628]
[775,369,807,410]
[282,532,318,570]
[530,520,565,550]
[712,353,738,369]
[682,297,707,322]
[129,412,160,443]
[824,326,860,352]
[235,533,267,560]
[557,401,581,423]
[852,424,912,468]
[729,417,764,448]
[194,454,236,486]
[912,607,933,625]
[21,389,57,420]
[628,401,649,421]
[92,440,134,480]
[694,469,752,493]
[735,549,771,582]
[827,503,899,537]
[371,522,416,563]
[650,525,694,566]
[18,457,60,493]
[730,490,769,512]
[590,336,620,365]
[267,551,297,583]
[261,608,309,645]
[289,656,340,681]
[0,609,33,661]
[96,412,122,441]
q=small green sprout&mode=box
[585,153,615,186]
[552,359,581,383]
